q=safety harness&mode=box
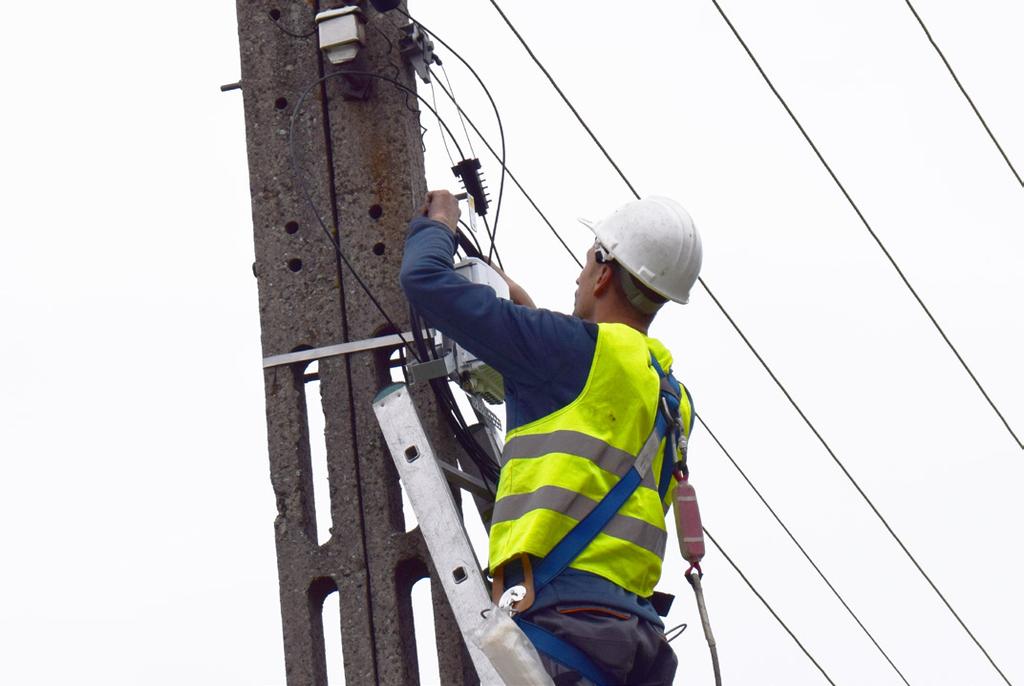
[506,353,689,686]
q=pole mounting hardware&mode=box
[452,158,490,217]
[262,330,432,368]
[405,352,456,385]
[399,22,436,83]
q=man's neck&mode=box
[592,304,650,335]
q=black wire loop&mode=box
[287,68,471,364]
[664,623,688,643]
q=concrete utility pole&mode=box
[234,2,476,683]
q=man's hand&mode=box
[419,189,534,307]
[490,263,537,309]
[420,190,460,233]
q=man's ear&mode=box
[593,264,615,297]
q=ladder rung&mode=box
[438,461,492,500]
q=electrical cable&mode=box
[382,10,504,264]
[703,527,837,686]
[430,57,903,675]
[368,22,430,151]
[706,3,1019,680]
[428,74,582,269]
[458,220,484,257]
[426,75,504,265]
[429,78,457,167]
[702,275,1022,686]
[424,69,507,265]
[278,26,500,678]
[709,0,1022,453]
[696,414,912,685]
[288,69,470,365]
[408,307,501,487]
[486,3,1013,681]
[290,66,503,487]
[480,214,504,270]
[420,47,908,684]
[902,0,1024,189]
[430,59,506,265]
[394,8,509,265]
[361,15,894,685]
[486,0,639,200]
[489,0,1021,451]
[439,62,477,160]
[270,12,317,39]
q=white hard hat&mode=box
[579,196,703,305]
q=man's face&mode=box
[572,244,603,319]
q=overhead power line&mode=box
[483,1,639,200]
[707,2,1018,678]
[708,0,1022,452]
[426,38,909,681]
[697,415,912,685]
[421,12,847,680]
[427,68,582,268]
[485,2,1013,683]
[426,49,910,683]
[394,8,510,259]
[703,527,836,686]
[902,0,1023,189]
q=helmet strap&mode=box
[620,270,664,315]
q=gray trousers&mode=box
[525,605,678,686]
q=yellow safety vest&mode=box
[489,322,692,597]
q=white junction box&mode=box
[454,258,509,299]
[315,7,366,65]
[450,259,509,404]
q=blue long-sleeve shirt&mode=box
[400,216,597,432]
[400,216,664,626]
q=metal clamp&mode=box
[262,330,431,369]
[405,352,456,384]
[399,21,435,83]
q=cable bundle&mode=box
[408,307,502,491]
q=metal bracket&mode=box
[469,395,502,432]
[339,67,373,101]
[405,352,456,384]
[262,330,431,368]
[399,21,435,83]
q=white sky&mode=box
[1,1,1021,684]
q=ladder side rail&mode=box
[374,384,504,684]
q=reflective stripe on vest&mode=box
[501,430,660,493]
[491,484,667,559]
[489,323,692,597]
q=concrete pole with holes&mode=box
[233,2,476,683]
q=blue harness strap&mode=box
[515,352,684,685]
[515,617,612,686]
[532,466,643,590]
[651,355,684,501]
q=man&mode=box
[400,190,702,686]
